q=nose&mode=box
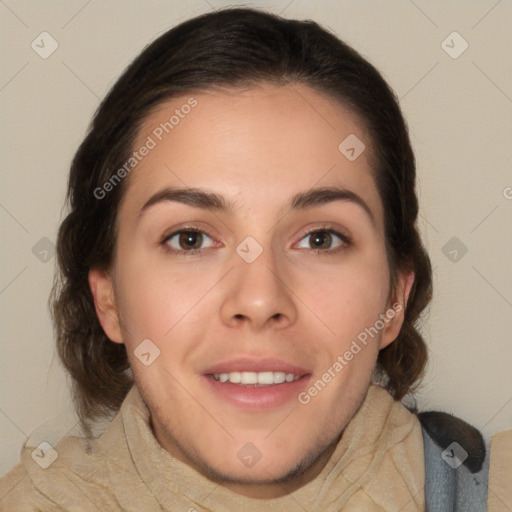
[219,248,298,332]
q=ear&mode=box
[379,268,415,349]
[88,268,123,344]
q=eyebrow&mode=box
[139,185,375,224]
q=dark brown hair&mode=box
[50,7,432,434]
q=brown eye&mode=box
[309,230,332,249]
[178,231,203,250]
[296,228,350,254]
[163,229,215,254]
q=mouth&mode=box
[202,358,311,409]
[208,371,303,386]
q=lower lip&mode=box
[203,375,311,410]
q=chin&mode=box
[190,430,339,488]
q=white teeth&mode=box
[228,372,241,383]
[273,372,286,384]
[257,371,275,385]
[212,371,301,385]
[241,372,258,385]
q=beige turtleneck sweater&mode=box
[0,383,425,511]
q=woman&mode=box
[0,7,497,511]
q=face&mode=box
[90,82,413,498]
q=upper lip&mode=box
[203,357,311,376]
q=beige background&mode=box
[1,0,511,477]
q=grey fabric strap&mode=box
[422,426,489,511]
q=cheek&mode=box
[114,253,220,354]
[299,252,390,340]
[116,271,191,337]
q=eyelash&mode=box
[160,225,351,257]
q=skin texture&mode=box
[89,82,414,499]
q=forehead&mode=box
[120,82,383,226]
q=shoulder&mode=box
[0,431,112,511]
[0,387,144,512]
[418,410,486,472]
[487,430,512,511]
[417,410,489,512]
[0,460,50,511]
